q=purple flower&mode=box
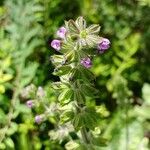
[56,27,67,39]
[51,40,61,51]
[35,115,42,124]
[97,38,110,53]
[81,57,92,68]
[26,100,34,108]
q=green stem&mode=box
[80,127,90,144]
[75,102,90,145]
[0,63,23,143]
[125,98,129,150]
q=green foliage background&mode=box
[0,0,150,149]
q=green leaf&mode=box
[81,83,99,98]
[6,122,18,136]
[83,114,96,129]
[51,55,66,66]
[0,143,6,149]
[73,89,85,105]
[0,108,7,124]
[72,114,83,130]
[91,137,108,147]
[142,83,150,104]
[68,20,79,36]
[75,16,86,30]
[72,107,99,130]
[53,65,72,76]
[15,104,31,114]
[0,85,5,94]
[64,51,75,62]
[21,62,38,87]
[71,68,82,81]
[87,24,100,34]
[134,105,150,119]
[4,138,14,148]
[113,57,122,67]
[58,89,73,105]
[65,140,80,150]
[60,111,74,124]
[80,66,95,81]
[84,107,99,129]
[52,82,71,91]
[86,35,102,47]
[0,74,13,83]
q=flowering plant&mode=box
[25,16,110,149]
[50,16,110,149]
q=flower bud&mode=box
[35,115,43,124]
[97,38,110,53]
[26,100,34,108]
[21,84,36,99]
[56,27,67,39]
[80,57,92,68]
[37,86,45,98]
[51,39,61,51]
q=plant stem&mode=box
[80,127,90,144]
[125,98,129,150]
[0,64,22,143]
[75,103,90,145]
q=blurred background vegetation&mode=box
[0,0,150,149]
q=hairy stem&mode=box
[80,126,90,144]
[75,102,90,145]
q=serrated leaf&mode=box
[80,66,95,82]
[73,89,85,105]
[84,107,99,129]
[58,89,73,105]
[83,114,96,130]
[81,83,99,98]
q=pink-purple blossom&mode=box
[35,115,42,124]
[57,27,67,39]
[51,40,61,51]
[81,57,92,68]
[97,38,110,53]
[26,100,34,108]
